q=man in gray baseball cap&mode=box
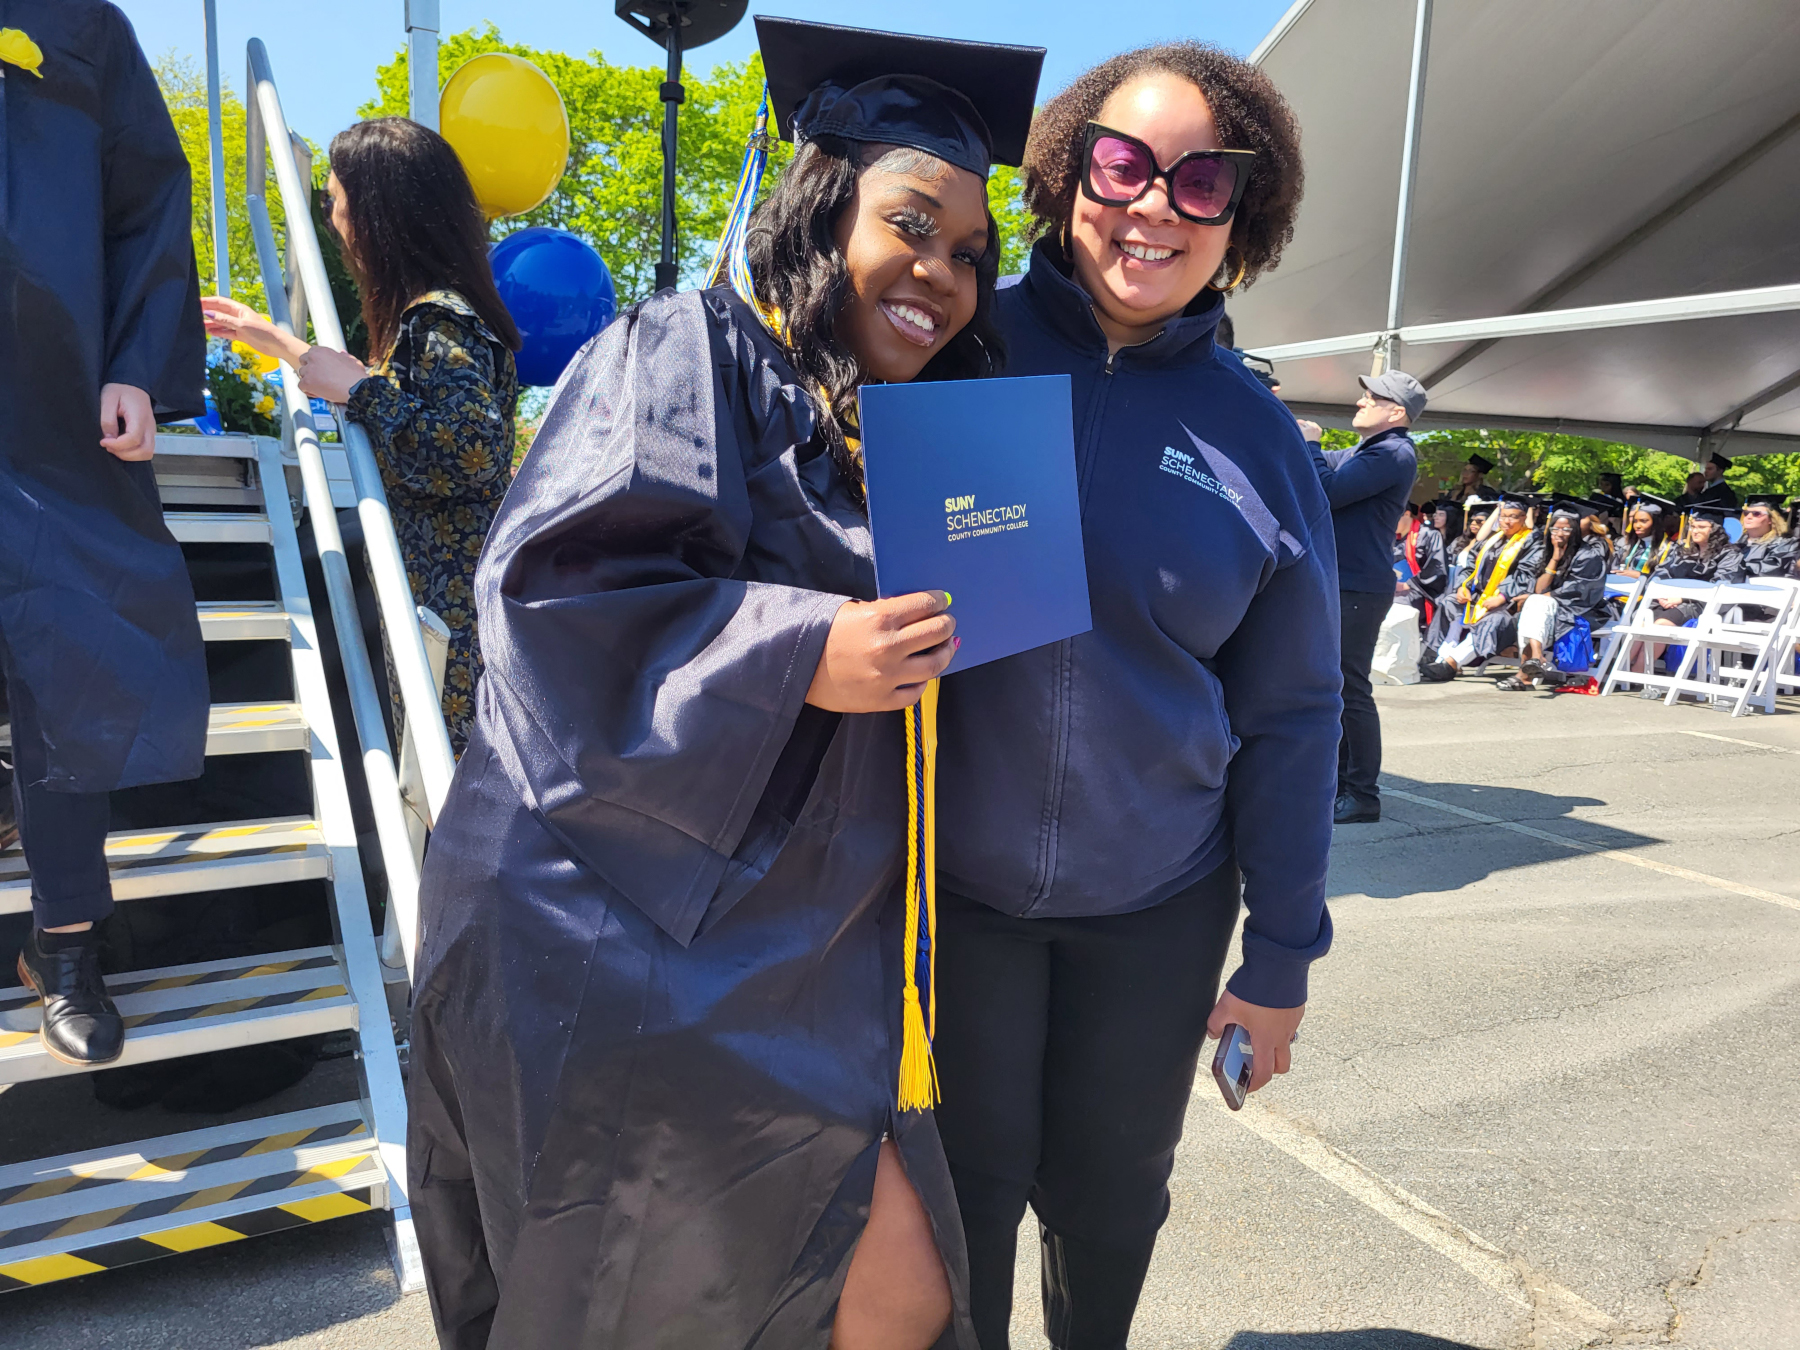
[1299,368,1428,824]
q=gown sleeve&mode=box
[97,4,204,420]
[1501,537,1547,600]
[473,292,846,948]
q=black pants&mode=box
[1337,589,1389,805]
[0,645,113,930]
[932,861,1241,1350]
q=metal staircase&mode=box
[0,39,458,1299]
[0,433,418,1294]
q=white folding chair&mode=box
[1659,579,1798,716]
[1592,574,1647,686]
[1600,577,1717,700]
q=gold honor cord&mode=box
[899,679,942,1111]
[1463,531,1533,626]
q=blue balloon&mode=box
[490,227,617,387]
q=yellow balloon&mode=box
[439,53,570,219]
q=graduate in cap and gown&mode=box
[1394,500,1447,628]
[2,0,207,1065]
[1500,500,1612,690]
[1626,503,1746,670]
[1453,452,1494,502]
[1424,496,1493,660]
[403,19,1043,1349]
[1420,493,1546,680]
[1614,493,1675,577]
[1697,451,1740,510]
[1737,495,1796,578]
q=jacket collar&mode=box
[1357,426,1415,452]
[1016,238,1225,368]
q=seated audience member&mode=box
[1421,494,1545,681]
[1676,471,1706,507]
[1505,503,1611,690]
[1597,472,1625,501]
[1431,497,1464,545]
[1394,501,1447,628]
[1698,452,1739,509]
[1454,453,1494,503]
[1738,495,1796,577]
[1629,505,1745,671]
[1614,495,1675,576]
[1424,497,1494,660]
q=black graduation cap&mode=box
[756,17,1045,178]
[1548,495,1601,521]
[1684,501,1733,522]
[1496,491,1532,508]
[1707,451,1732,472]
[1743,493,1789,509]
[1588,492,1626,513]
[1631,492,1675,516]
[1467,453,1495,474]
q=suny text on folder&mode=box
[859,374,1092,676]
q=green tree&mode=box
[364,26,789,300]
[156,54,290,309]
[986,164,1034,278]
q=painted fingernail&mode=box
[953,637,962,649]
[943,592,953,607]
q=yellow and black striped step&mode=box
[0,1103,382,1293]
[0,816,328,915]
[0,946,355,1085]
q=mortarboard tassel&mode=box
[898,678,941,1111]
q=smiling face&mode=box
[831,149,990,385]
[1068,74,1236,349]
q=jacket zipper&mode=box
[1028,349,1117,912]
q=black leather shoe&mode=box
[1418,660,1457,683]
[1334,793,1380,825]
[17,928,124,1066]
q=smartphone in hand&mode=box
[1211,1023,1254,1111]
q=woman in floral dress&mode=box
[203,117,521,752]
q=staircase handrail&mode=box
[245,38,437,978]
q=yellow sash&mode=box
[1464,530,1532,625]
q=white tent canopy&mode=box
[1233,0,1800,458]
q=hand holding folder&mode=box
[859,374,1092,675]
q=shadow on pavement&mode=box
[1223,1332,1484,1349]
[1328,773,1662,900]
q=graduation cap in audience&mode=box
[1495,491,1533,509]
[1629,492,1675,516]
[1548,494,1601,520]
[1467,453,1495,474]
[1589,492,1626,514]
[1683,501,1734,523]
[1707,451,1732,473]
[758,17,1047,177]
[1742,493,1789,510]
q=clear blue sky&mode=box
[120,0,1292,145]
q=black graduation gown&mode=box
[1741,534,1798,579]
[406,288,974,1350]
[1649,542,1746,623]
[0,0,207,792]
[1456,531,1546,661]
[1513,536,1609,647]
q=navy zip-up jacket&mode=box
[935,245,1340,1008]
[1309,428,1418,593]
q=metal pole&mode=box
[204,0,231,295]
[1381,0,1433,375]
[405,0,440,129]
[655,25,684,292]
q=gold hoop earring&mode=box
[1206,248,1246,293]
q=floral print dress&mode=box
[346,289,517,755]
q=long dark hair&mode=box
[327,117,521,359]
[1021,42,1304,288]
[745,136,1004,496]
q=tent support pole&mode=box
[406,0,440,130]
[204,0,229,296]
[1379,0,1432,375]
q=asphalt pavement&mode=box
[3,674,1796,1349]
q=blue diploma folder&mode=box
[858,374,1092,675]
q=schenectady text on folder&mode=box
[858,374,1092,676]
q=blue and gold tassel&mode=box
[898,678,941,1111]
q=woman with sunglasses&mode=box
[929,44,1330,1348]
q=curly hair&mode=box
[1020,43,1304,288]
[745,137,1004,498]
